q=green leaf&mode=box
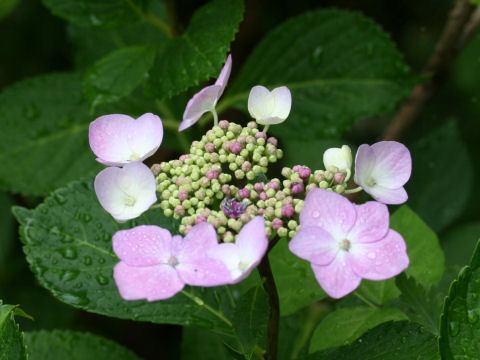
[395,274,443,335]
[41,0,146,28]
[232,284,269,358]
[470,0,480,6]
[407,120,472,233]
[146,0,244,99]
[225,9,415,140]
[442,222,480,268]
[304,321,439,360]
[309,306,407,353]
[282,139,347,169]
[0,73,101,195]
[83,44,157,108]
[0,0,19,20]
[181,328,230,360]
[0,302,27,360]
[439,239,480,359]
[0,192,15,273]
[12,178,235,335]
[24,330,140,360]
[357,206,445,305]
[270,239,327,315]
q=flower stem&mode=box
[344,186,363,194]
[263,125,270,133]
[257,254,280,360]
[181,290,233,327]
[354,292,378,309]
[212,109,219,127]
[126,0,173,37]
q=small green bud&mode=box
[246,171,255,180]
[164,208,173,217]
[277,227,288,237]
[229,162,238,171]
[319,180,329,189]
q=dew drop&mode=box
[95,274,109,286]
[54,193,67,205]
[60,270,79,281]
[83,256,92,266]
[311,46,323,65]
[467,310,479,324]
[83,214,92,223]
[312,211,320,218]
[60,247,77,260]
[98,257,106,264]
[400,336,407,343]
[449,321,460,337]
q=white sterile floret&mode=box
[323,145,352,173]
[94,162,157,222]
[248,85,291,125]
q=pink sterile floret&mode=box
[94,162,157,222]
[289,188,409,299]
[89,113,163,166]
[113,222,232,301]
[179,55,232,132]
[208,216,268,283]
[354,141,412,205]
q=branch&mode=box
[383,0,477,141]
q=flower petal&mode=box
[174,222,219,262]
[180,85,222,131]
[248,85,275,120]
[215,54,232,98]
[94,162,157,222]
[271,86,291,120]
[354,144,376,187]
[89,114,135,165]
[112,225,172,266]
[347,202,389,244]
[235,216,268,265]
[299,188,356,240]
[126,113,163,161]
[364,185,408,205]
[323,145,352,172]
[113,262,184,301]
[207,243,242,281]
[370,141,412,188]
[255,116,286,126]
[311,252,362,299]
[349,230,409,281]
[177,257,232,287]
[289,226,338,265]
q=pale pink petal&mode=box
[113,262,184,301]
[347,202,389,244]
[177,257,232,287]
[94,163,157,222]
[127,113,163,161]
[255,116,286,125]
[112,225,172,266]
[215,54,232,98]
[289,226,338,265]
[89,114,133,165]
[174,222,219,262]
[179,85,222,131]
[248,86,275,120]
[349,230,409,281]
[271,86,291,119]
[311,252,362,299]
[300,189,356,239]
[364,185,408,205]
[370,141,411,188]
[235,216,268,264]
[354,144,376,187]
[207,243,242,281]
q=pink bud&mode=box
[174,205,185,216]
[206,170,219,179]
[221,184,231,195]
[176,176,186,186]
[222,141,232,151]
[241,161,252,172]
[298,167,311,179]
[267,137,278,146]
[230,142,242,154]
[195,215,207,224]
[179,154,190,161]
[178,190,189,201]
[218,120,229,130]
[290,182,304,195]
[255,132,267,139]
[267,181,280,190]
[272,218,283,230]
[282,205,295,217]
[334,172,346,184]
[205,143,215,152]
[184,224,192,234]
[238,188,251,199]
[254,182,265,192]
[247,121,257,128]
[237,136,246,143]
[259,192,268,201]
[292,165,302,172]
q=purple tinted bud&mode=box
[174,205,185,216]
[219,120,229,130]
[267,137,278,146]
[206,170,219,179]
[315,173,325,182]
[238,188,251,199]
[178,190,189,201]
[282,205,295,217]
[259,192,268,201]
[222,141,232,151]
[221,184,231,195]
[191,141,199,148]
[291,182,304,195]
[179,154,190,162]
[241,161,252,172]
[334,172,346,184]
[267,181,280,190]
[272,218,283,230]
[258,208,265,215]
[255,132,267,139]
[237,135,246,143]
[195,215,207,224]
[199,177,210,187]
[221,198,247,219]
[205,142,215,152]
[254,182,265,192]
[298,167,311,179]
[230,142,242,154]
[292,165,302,172]
[176,176,186,186]
[247,121,257,128]
[184,225,192,234]
[212,217,223,228]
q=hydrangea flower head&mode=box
[113,222,232,301]
[208,216,268,283]
[179,54,232,131]
[323,145,352,173]
[94,162,157,222]
[248,85,291,126]
[89,113,163,166]
[289,189,409,299]
[354,141,412,204]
